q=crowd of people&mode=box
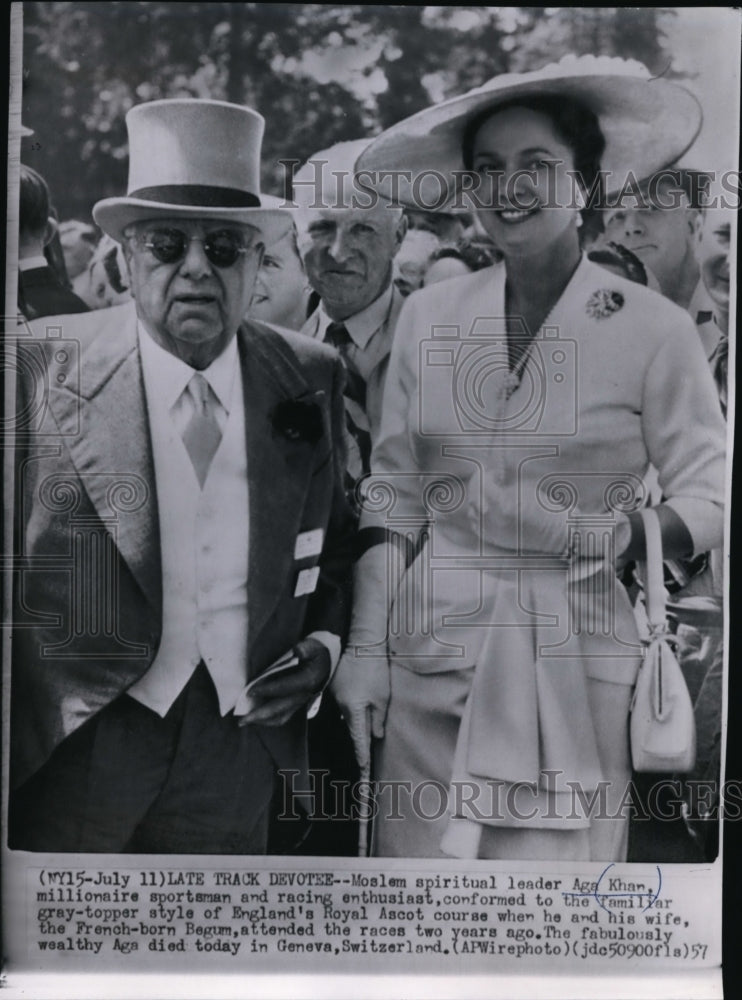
[11,53,731,863]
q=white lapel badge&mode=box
[294,566,320,597]
[294,528,324,560]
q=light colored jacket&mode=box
[361,256,726,796]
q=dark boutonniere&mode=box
[586,288,625,320]
[271,397,324,443]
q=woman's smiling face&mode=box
[470,105,580,255]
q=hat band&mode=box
[128,184,261,208]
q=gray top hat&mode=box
[93,99,292,246]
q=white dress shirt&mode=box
[687,278,721,359]
[311,282,395,384]
[128,328,250,716]
[19,255,50,272]
[128,325,338,717]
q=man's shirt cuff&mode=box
[305,631,341,719]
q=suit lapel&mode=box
[45,304,162,617]
[240,322,320,654]
[44,311,324,657]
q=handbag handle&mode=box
[639,507,668,632]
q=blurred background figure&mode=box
[77,233,132,309]
[405,208,472,243]
[694,203,731,389]
[424,235,501,286]
[18,164,89,318]
[625,178,731,865]
[603,168,711,324]
[669,195,733,861]
[58,219,100,299]
[248,223,312,331]
[393,228,442,296]
[423,247,471,285]
[586,240,661,290]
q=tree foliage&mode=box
[20,3,676,221]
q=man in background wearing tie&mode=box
[10,99,355,854]
[288,142,407,854]
[294,140,408,495]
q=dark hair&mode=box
[431,235,501,272]
[431,246,466,264]
[461,94,606,205]
[19,164,51,237]
[587,241,648,286]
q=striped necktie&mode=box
[325,321,372,484]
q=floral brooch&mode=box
[272,398,324,443]
[586,289,624,320]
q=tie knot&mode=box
[188,372,212,411]
[326,322,352,349]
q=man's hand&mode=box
[239,637,331,727]
[331,649,390,773]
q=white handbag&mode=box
[629,508,697,773]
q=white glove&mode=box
[331,646,390,774]
[331,539,396,772]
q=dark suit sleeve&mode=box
[305,356,357,642]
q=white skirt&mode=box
[372,661,632,861]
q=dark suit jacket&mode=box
[18,265,90,319]
[11,302,356,804]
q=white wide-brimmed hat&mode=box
[356,55,703,205]
[293,138,469,213]
[93,99,292,245]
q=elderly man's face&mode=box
[602,179,699,293]
[299,204,406,321]
[123,217,263,368]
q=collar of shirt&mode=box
[137,321,239,417]
[686,279,721,359]
[19,256,50,272]
[317,281,394,350]
[697,311,724,359]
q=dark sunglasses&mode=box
[134,227,260,268]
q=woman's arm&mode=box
[331,292,426,767]
[621,312,726,562]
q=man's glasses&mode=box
[130,227,261,269]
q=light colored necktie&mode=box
[181,372,222,486]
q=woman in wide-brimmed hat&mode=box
[333,55,726,861]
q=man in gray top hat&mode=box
[10,99,355,854]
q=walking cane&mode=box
[357,709,374,858]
